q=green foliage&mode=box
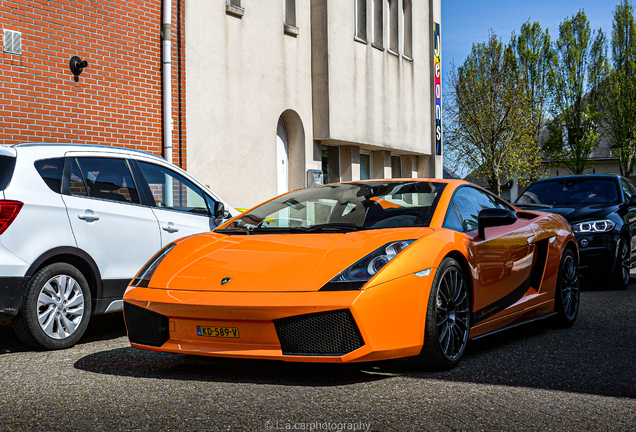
[510,21,556,144]
[544,10,608,174]
[444,31,543,196]
[600,0,636,176]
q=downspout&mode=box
[162,0,173,165]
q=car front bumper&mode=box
[575,232,619,273]
[123,272,434,363]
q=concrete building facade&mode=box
[187,0,443,208]
[1,0,442,209]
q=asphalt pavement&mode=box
[0,281,634,431]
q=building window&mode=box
[355,0,367,42]
[402,0,412,59]
[3,29,22,55]
[226,0,244,17]
[360,151,372,180]
[322,145,340,184]
[391,156,402,178]
[284,0,298,35]
[372,0,383,49]
[387,0,398,54]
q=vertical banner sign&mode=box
[434,22,442,155]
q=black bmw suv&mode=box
[516,175,636,289]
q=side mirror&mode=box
[213,202,229,225]
[478,208,517,240]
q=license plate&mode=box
[197,325,239,338]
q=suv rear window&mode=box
[0,155,17,191]
[34,158,64,193]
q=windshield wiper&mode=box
[219,223,364,235]
[250,227,309,234]
[215,228,251,235]
[305,223,363,233]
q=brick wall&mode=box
[0,0,187,169]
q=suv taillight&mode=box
[0,201,23,235]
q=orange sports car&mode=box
[123,179,579,370]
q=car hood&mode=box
[516,202,618,223]
[149,228,434,292]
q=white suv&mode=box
[0,143,235,350]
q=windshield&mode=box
[517,179,620,205]
[0,155,16,191]
[218,181,446,234]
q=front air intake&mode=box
[124,302,169,347]
[273,309,364,356]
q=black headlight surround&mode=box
[130,242,177,288]
[319,240,415,291]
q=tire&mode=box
[414,257,470,370]
[611,237,630,290]
[551,248,580,328]
[13,263,92,350]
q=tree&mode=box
[544,10,608,175]
[510,21,556,146]
[444,31,541,196]
[599,0,636,177]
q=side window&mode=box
[452,187,499,232]
[69,158,88,197]
[138,161,211,216]
[34,158,64,193]
[620,179,633,201]
[443,203,463,232]
[76,157,140,204]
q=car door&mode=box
[448,186,537,325]
[61,155,162,299]
[133,160,219,247]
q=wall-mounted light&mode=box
[69,56,88,82]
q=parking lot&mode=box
[0,282,635,432]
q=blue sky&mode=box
[442,0,620,69]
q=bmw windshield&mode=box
[217,181,446,234]
[517,179,620,206]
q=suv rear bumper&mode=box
[0,277,25,321]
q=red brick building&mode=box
[0,0,187,169]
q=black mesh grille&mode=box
[273,309,364,356]
[124,302,169,347]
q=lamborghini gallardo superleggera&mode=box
[123,179,579,370]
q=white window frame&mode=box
[284,0,298,35]
[360,150,373,180]
[355,0,367,43]
[402,0,413,60]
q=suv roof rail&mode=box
[12,142,166,161]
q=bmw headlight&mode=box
[571,219,615,233]
[130,242,177,288]
[320,240,414,291]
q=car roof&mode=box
[6,142,165,161]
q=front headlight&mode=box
[320,240,414,291]
[571,219,615,233]
[130,242,177,288]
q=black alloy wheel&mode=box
[416,257,470,370]
[552,248,580,328]
[612,237,630,290]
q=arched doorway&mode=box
[276,118,289,195]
